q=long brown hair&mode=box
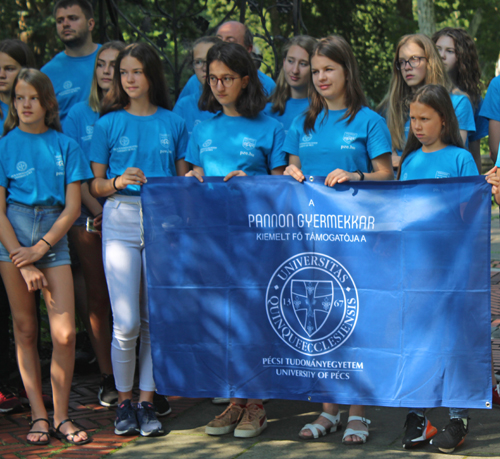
[432,27,482,108]
[381,34,453,152]
[101,42,171,116]
[397,84,464,179]
[88,41,126,113]
[0,39,36,120]
[199,42,267,118]
[269,35,316,116]
[3,69,61,136]
[303,35,367,134]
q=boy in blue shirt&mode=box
[41,0,100,121]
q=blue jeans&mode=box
[409,407,469,419]
[0,202,70,268]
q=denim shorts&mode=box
[0,203,71,268]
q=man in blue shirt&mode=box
[178,21,276,100]
[41,0,100,121]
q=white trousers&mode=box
[102,195,155,392]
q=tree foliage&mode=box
[1,0,499,104]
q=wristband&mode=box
[355,170,365,181]
[93,212,102,218]
[41,238,52,249]
[113,176,120,191]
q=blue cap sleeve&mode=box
[89,118,110,165]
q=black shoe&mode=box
[114,399,139,436]
[402,412,437,449]
[98,374,118,407]
[153,392,172,417]
[430,417,469,453]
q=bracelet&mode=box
[112,176,120,191]
[93,212,102,218]
[41,238,52,249]
[355,170,365,181]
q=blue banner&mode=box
[142,176,492,409]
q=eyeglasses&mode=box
[208,75,241,88]
[193,59,207,69]
[396,56,426,70]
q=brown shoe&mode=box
[205,403,244,435]
[234,403,267,438]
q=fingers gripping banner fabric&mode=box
[142,176,492,409]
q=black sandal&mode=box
[27,418,51,445]
[52,418,92,445]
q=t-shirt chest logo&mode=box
[159,133,170,146]
[200,139,216,154]
[343,132,357,144]
[120,136,130,146]
[63,81,73,90]
[341,132,357,150]
[55,154,65,176]
[302,134,312,142]
[17,161,27,172]
[86,126,94,135]
[242,137,256,150]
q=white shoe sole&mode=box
[205,424,237,435]
[234,419,268,438]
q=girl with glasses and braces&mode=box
[380,34,475,169]
[185,41,287,439]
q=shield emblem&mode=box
[242,137,256,150]
[343,132,357,144]
[291,280,334,337]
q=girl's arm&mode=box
[90,163,146,198]
[0,190,48,291]
[175,159,189,176]
[10,182,82,268]
[459,130,468,145]
[81,182,103,217]
[284,154,305,182]
[186,165,205,183]
[324,153,394,187]
[271,166,285,175]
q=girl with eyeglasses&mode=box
[89,42,189,437]
[381,34,475,169]
[185,41,287,438]
[265,35,317,133]
[173,36,221,136]
[283,35,393,445]
[432,28,487,172]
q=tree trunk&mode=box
[416,0,435,37]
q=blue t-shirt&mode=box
[90,107,188,196]
[400,145,478,180]
[283,107,391,175]
[185,112,287,176]
[63,101,99,160]
[399,93,476,155]
[0,100,8,137]
[480,75,500,122]
[41,46,101,122]
[0,128,93,206]
[177,70,276,101]
[172,94,215,136]
[470,97,489,142]
[264,98,310,134]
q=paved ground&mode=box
[1,212,499,459]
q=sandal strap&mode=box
[346,415,371,426]
[54,418,76,434]
[320,411,340,425]
[302,423,325,438]
[29,418,50,428]
[66,429,84,440]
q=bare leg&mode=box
[343,405,367,443]
[69,226,113,375]
[42,265,87,443]
[299,402,340,438]
[0,262,48,443]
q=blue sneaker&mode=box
[136,401,164,436]
[114,399,139,436]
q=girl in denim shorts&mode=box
[0,69,92,445]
